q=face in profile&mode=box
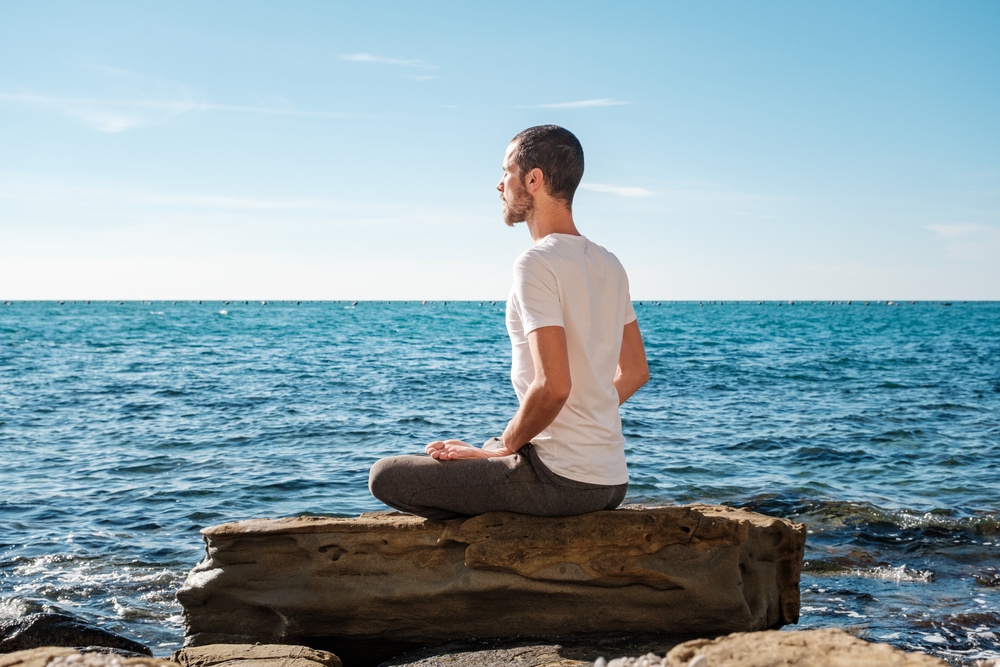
[498,142,534,226]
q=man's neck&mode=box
[526,200,580,245]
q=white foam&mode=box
[849,564,934,583]
[0,597,30,620]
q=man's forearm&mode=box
[615,370,649,405]
[501,380,568,451]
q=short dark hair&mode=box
[510,125,584,207]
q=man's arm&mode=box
[614,320,649,405]
[426,326,570,460]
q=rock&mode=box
[0,615,151,657]
[75,651,151,660]
[663,628,948,666]
[607,652,668,667]
[178,505,805,666]
[0,647,78,667]
[0,647,173,667]
[379,634,689,667]
[172,644,341,667]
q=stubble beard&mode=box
[502,182,534,227]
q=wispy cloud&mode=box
[340,53,438,69]
[926,224,1000,260]
[0,92,356,133]
[579,183,653,198]
[518,98,630,109]
[925,224,999,240]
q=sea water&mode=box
[1,300,998,665]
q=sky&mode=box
[1,1,998,300]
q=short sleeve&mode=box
[512,252,564,334]
[624,299,637,325]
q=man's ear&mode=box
[524,167,545,194]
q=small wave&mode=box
[849,564,935,583]
[0,596,31,621]
[739,496,1000,537]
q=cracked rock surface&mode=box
[177,505,805,667]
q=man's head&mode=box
[498,125,585,226]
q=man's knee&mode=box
[368,456,394,503]
[369,455,414,506]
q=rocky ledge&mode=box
[177,505,806,666]
[383,629,953,666]
[0,645,341,667]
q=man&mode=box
[368,125,649,520]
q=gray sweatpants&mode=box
[368,443,628,521]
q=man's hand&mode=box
[425,439,512,460]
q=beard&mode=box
[502,181,534,227]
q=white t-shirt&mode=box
[505,233,636,485]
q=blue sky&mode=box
[1,1,997,300]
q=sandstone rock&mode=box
[662,629,948,666]
[178,505,805,666]
[0,647,78,667]
[0,647,173,667]
[172,644,341,667]
[0,615,151,657]
[380,634,689,667]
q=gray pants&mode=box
[368,443,628,521]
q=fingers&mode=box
[426,439,473,458]
[425,440,487,460]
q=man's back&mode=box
[506,233,635,485]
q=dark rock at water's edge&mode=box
[0,614,152,656]
[178,504,806,667]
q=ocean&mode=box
[1,300,998,665]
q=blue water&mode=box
[1,300,998,665]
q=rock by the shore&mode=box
[178,505,805,666]
[0,615,151,657]
[661,628,948,667]
[172,644,341,667]
[0,645,342,667]
[377,629,950,667]
[0,647,173,667]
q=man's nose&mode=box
[496,179,504,192]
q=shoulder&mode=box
[586,238,629,279]
[513,244,556,276]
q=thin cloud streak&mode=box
[518,98,631,109]
[340,53,438,69]
[925,224,999,240]
[0,92,361,132]
[580,183,653,198]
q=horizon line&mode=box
[2,299,992,304]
